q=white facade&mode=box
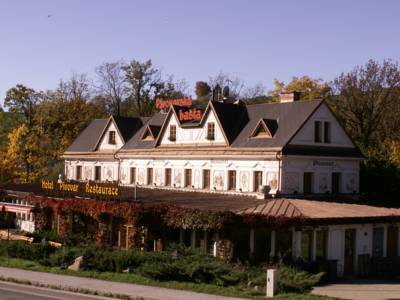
[119,158,279,192]
[160,110,227,146]
[97,121,124,151]
[289,103,354,148]
[65,159,119,182]
[281,157,360,194]
[64,102,361,196]
[289,223,400,277]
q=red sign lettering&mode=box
[155,97,192,110]
[178,108,202,121]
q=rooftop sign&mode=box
[155,97,192,110]
[178,108,203,122]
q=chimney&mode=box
[279,91,301,103]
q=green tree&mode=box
[195,81,211,98]
[38,75,107,158]
[331,59,400,161]
[0,111,22,152]
[122,59,162,116]
[95,61,128,116]
[4,84,41,127]
[268,76,331,100]
[122,59,187,116]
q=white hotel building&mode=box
[60,93,400,277]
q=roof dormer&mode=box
[250,118,278,138]
[141,125,161,141]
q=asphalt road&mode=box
[0,281,112,300]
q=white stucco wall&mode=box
[160,111,226,146]
[120,158,279,193]
[65,160,119,182]
[97,121,124,150]
[290,103,354,148]
[281,157,360,194]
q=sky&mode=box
[1,0,400,107]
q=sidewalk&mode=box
[0,267,247,300]
[312,280,400,300]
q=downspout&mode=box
[114,151,121,184]
[276,150,282,196]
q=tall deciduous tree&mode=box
[122,59,162,116]
[331,59,400,160]
[95,61,127,116]
[268,76,331,100]
[4,84,41,127]
[195,81,211,98]
[122,59,188,116]
[208,72,244,98]
[38,75,107,158]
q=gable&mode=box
[65,119,108,153]
[231,100,322,149]
[289,102,355,148]
[159,107,227,146]
[97,121,124,150]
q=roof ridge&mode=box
[283,199,305,218]
[246,99,322,107]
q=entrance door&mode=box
[332,172,341,194]
[372,227,384,257]
[387,226,398,258]
[344,229,356,276]
[228,170,236,190]
[303,172,313,194]
[253,171,263,192]
[254,228,271,262]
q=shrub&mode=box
[277,264,324,293]
[0,241,323,293]
[0,240,56,261]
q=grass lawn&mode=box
[0,256,334,300]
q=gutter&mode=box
[113,151,121,183]
[276,151,282,195]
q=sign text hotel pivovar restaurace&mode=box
[41,180,120,197]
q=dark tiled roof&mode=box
[121,112,167,150]
[113,116,144,142]
[65,119,108,152]
[231,99,322,148]
[211,101,249,144]
[67,99,362,157]
[65,116,143,153]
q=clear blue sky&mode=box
[1,0,399,107]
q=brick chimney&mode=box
[279,91,301,103]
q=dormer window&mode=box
[108,131,116,144]
[169,125,176,142]
[207,122,215,140]
[142,126,154,141]
[250,119,278,139]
